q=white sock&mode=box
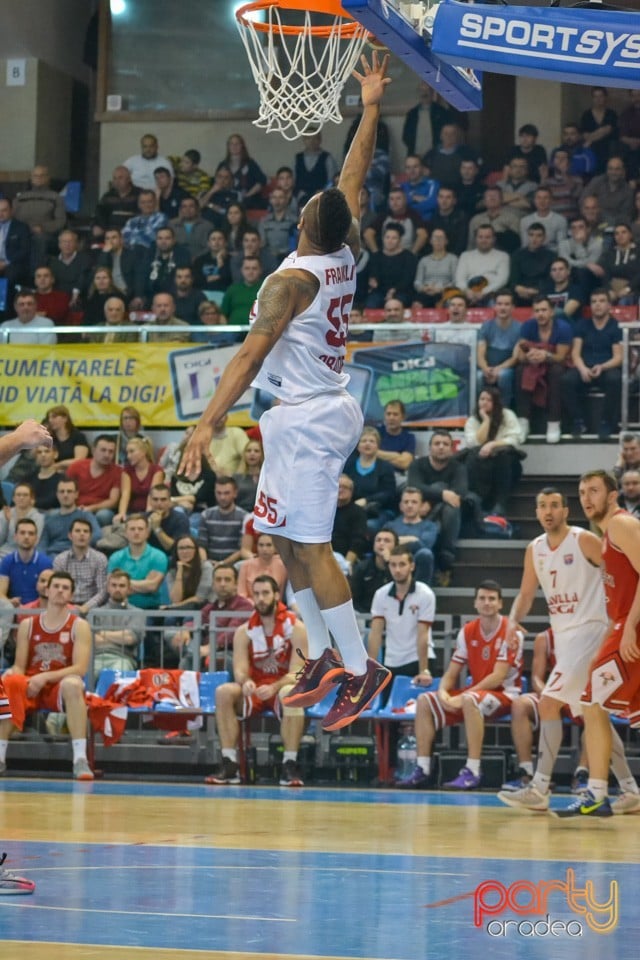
[0,739,8,763]
[283,751,297,763]
[588,778,608,801]
[222,748,238,763]
[72,739,87,763]
[618,777,639,795]
[521,761,534,776]
[535,718,562,779]
[466,758,480,776]
[531,772,551,795]
[320,600,367,675]
[417,756,431,775]
[294,588,332,659]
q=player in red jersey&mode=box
[180,55,393,732]
[0,420,52,894]
[397,580,523,790]
[204,575,308,787]
[557,470,640,817]
[0,571,93,782]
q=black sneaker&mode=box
[279,759,304,787]
[204,757,241,785]
[321,658,391,732]
[282,647,345,708]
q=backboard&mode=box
[344,0,640,115]
[430,0,640,88]
[342,0,484,111]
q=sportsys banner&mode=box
[431,0,640,87]
[0,335,474,429]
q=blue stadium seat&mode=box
[374,674,439,783]
[199,671,230,713]
[377,674,438,721]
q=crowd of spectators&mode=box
[0,86,637,443]
[1,100,637,381]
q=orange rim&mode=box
[236,0,367,38]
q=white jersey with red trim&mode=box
[250,246,356,402]
[532,526,607,635]
[452,616,522,697]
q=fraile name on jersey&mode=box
[324,265,355,285]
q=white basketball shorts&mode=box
[253,391,364,543]
[542,621,608,714]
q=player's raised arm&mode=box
[338,52,391,222]
[179,268,316,480]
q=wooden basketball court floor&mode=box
[0,778,638,960]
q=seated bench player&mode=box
[0,571,94,780]
[397,580,523,789]
[204,575,308,787]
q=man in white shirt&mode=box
[367,544,435,681]
[123,134,173,191]
[0,291,56,345]
[455,225,510,304]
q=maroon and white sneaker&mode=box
[0,853,35,895]
[321,658,391,732]
[282,647,345,708]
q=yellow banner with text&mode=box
[0,343,255,428]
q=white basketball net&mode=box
[237,7,370,141]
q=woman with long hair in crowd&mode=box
[83,266,126,327]
[164,534,213,609]
[224,202,251,253]
[116,406,153,465]
[45,404,89,471]
[217,134,267,209]
[115,437,164,522]
[463,386,524,517]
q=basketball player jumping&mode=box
[181,53,392,730]
[0,419,52,894]
[497,485,639,814]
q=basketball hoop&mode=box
[236,1,370,141]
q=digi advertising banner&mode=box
[0,336,474,430]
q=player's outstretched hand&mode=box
[14,420,52,450]
[178,423,213,481]
[352,51,391,107]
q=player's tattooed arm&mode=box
[250,270,319,340]
[178,269,317,481]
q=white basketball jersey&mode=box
[532,526,607,634]
[250,246,356,402]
